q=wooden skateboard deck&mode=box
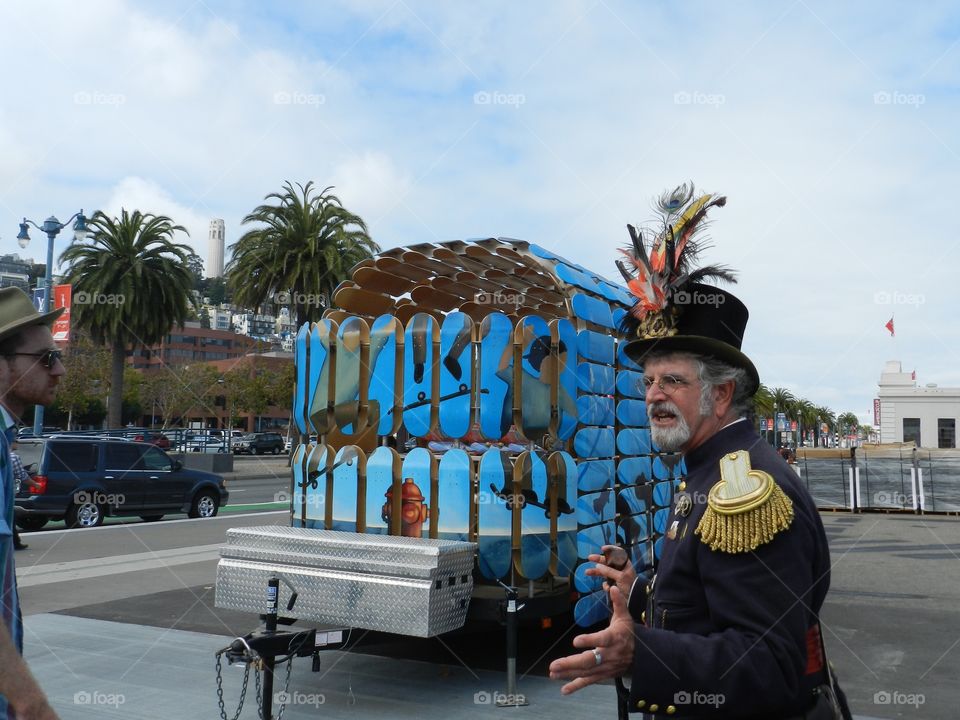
[616,369,646,398]
[477,447,513,581]
[617,428,652,456]
[402,250,458,278]
[399,447,435,539]
[332,286,395,317]
[437,448,471,542]
[331,446,364,532]
[477,312,514,441]
[551,319,579,441]
[576,395,614,426]
[294,323,310,436]
[576,488,615,526]
[438,312,474,440]
[303,443,331,529]
[616,398,648,427]
[573,427,615,458]
[375,255,433,283]
[577,362,615,395]
[515,317,553,441]
[410,284,461,312]
[513,450,550,581]
[308,320,337,436]
[353,265,415,296]
[617,456,653,486]
[334,316,370,435]
[402,313,440,438]
[548,450,578,577]
[432,276,476,302]
[365,445,400,535]
[368,315,402,437]
[577,458,615,492]
[577,329,615,366]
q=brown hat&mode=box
[0,287,64,344]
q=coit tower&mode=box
[207,219,225,277]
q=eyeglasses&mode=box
[5,350,64,369]
[641,374,691,396]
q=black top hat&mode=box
[616,184,759,394]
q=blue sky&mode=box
[2,0,958,425]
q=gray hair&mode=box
[643,350,754,419]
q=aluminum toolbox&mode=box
[215,526,477,637]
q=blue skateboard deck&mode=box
[571,292,615,329]
[403,313,439,438]
[574,562,604,594]
[548,450,577,577]
[365,445,400,535]
[576,395,614,426]
[513,450,550,580]
[331,446,364,532]
[616,369,646,398]
[368,315,402,437]
[617,456,653,486]
[308,319,337,436]
[653,455,673,480]
[478,312,514,441]
[574,589,611,628]
[398,447,435,538]
[334,316,369,435]
[653,480,674,507]
[477,447,513,580]
[576,489,615,526]
[577,520,618,560]
[653,507,670,534]
[577,459,614,492]
[551,319,579,441]
[437,448,471,542]
[616,399,648,427]
[303,443,331,529]
[294,323,310,435]
[617,342,642,371]
[515,316,552,441]
[577,329,615,366]
[577,362,615,395]
[617,428,652,456]
[574,427,615,458]
[291,443,308,526]
[438,312,474,440]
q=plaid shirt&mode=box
[9,452,27,494]
[0,406,21,719]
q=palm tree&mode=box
[793,398,816,447]
[226,182,379,326]
[60,209,195,428]
[814,406,835,447]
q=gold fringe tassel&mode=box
[695,483,794,554]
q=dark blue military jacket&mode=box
[624,420,831,718]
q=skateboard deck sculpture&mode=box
[291,443,308,526]
[576,328,614,367]
[367,315,402,437]
[331,446,364,532]
[574,427,615,459]
[293,323,310,436]
[548,450,578,577]
[438,312,474,440]
[576,395,615,426]
[303,442,331,529]
[402,313,440,438]
[577,362,615,395]
[616,399,648,427]
[617,428,652,456]
[477,447,513,580]
[308,319,337,436]
[437,448,471,542]
[578,458,615,493]
[576,488,615,526]
[398,447,435,538]
[513,450,550,580]
[365,445,400,535]
[616,369,646,398]
[550,319,579,441]
[617,456,653,486]
[334,316,370,435]
[477,312,514,441]
[515,317,553,441]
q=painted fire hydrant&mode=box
[382,478,430,538]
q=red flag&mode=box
[911,370,916,381]
[885,317,895,336]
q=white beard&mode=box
[649,400,693,451]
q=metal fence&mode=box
[797,448,960,514]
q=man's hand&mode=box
[548,586,636,695]
[585,544,637,600]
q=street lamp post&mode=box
[17,210,89,435]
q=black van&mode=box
[14,438,229,529]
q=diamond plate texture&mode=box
[215,527,476,637]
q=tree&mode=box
[206,277,228,305]
[199,307,211,329]
[59,209,196,428]
[48,333,111,430]
[185,252,206,289]
[226,182,379,326]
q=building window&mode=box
[903,418,921,446]
[938,419,956,449]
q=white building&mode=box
[207,219,225,277]
[232,312,275,338]
[275,307,295,336]
[877,360,958,448]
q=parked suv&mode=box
[14,438,229,529]
[232,432,284,455]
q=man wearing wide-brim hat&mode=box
[550,186,849,718]
[0,286,64,720]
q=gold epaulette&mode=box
[695,450,794,553]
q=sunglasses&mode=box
[6,350,64,369]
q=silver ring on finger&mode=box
[593,648,603,666]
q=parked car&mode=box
[14,437,229,529]
[232,432,284,455]
[133,431,171,450]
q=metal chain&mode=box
[252,657,294,720]
[215,652,252,720]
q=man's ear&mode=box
[712,379,736,418]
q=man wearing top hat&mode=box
[0,287,64,719]
[550,186,846,718]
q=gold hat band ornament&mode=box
[695,451,794,554]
